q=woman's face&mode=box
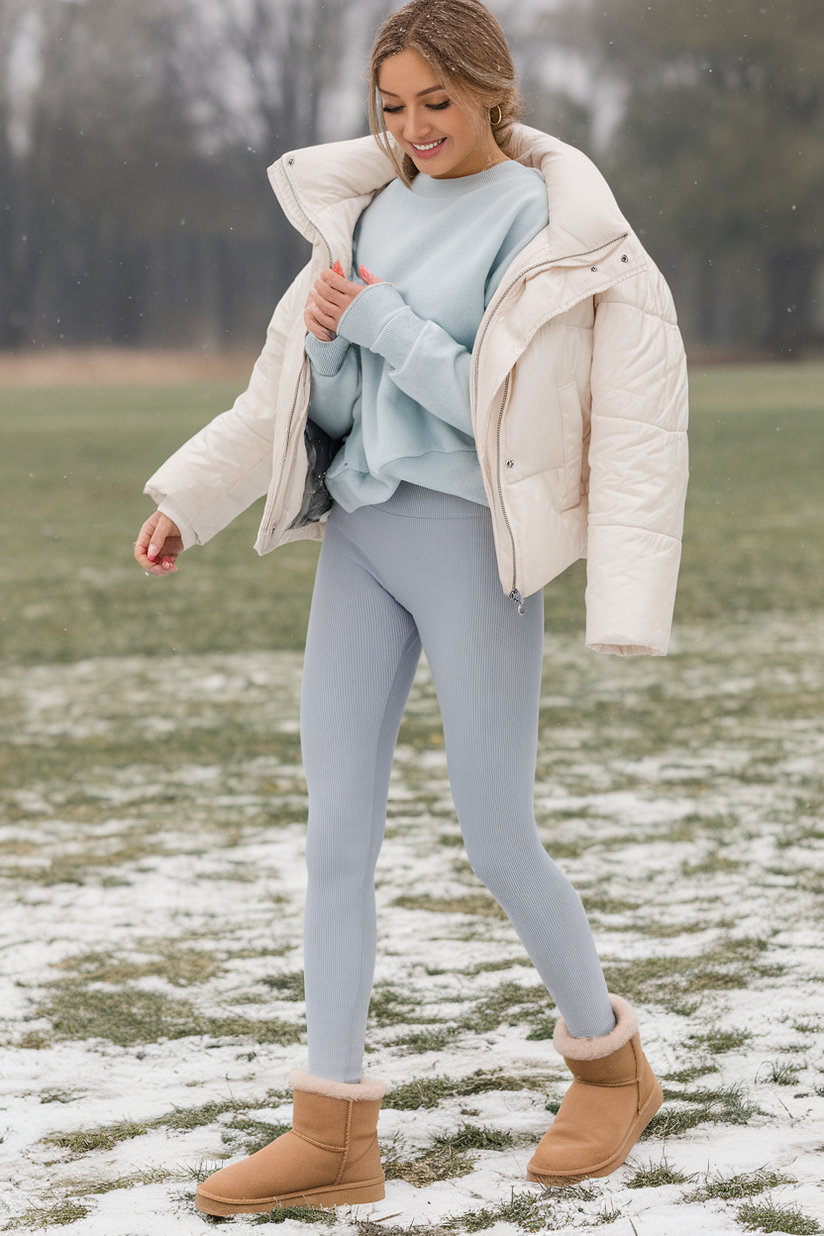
[377,48,505,180]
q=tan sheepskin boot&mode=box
[527,994,662,1186]
[195,1070,386,1216]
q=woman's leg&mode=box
[373,486,615,1039]
[428,583,616,1038]
[300,509,421,1083]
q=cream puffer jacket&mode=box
[145,125,688,656]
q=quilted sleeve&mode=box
[144,264,311,549]
[585,255,689,656]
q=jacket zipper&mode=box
[474,231,629,611]
[281,159,334,268]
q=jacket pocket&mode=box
[556,380,584,511]
[502,370,585,512]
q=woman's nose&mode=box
[404,109,432,142]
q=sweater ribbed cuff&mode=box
[338,282,426,371]
[304,331,350,376]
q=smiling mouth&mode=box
[411,137,446,153]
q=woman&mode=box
[135,0,688,1217]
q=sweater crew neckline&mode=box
[409,159,537,199]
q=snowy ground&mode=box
[1,613,823,1235]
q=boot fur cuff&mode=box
[290,1068,387,1102]
[553,994,639,1061]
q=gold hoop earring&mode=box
[490,104,503,128]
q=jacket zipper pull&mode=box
[509,588,525,616]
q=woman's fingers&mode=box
[304,263,384,339]
[304,292,338,340]
[134,512,182,575]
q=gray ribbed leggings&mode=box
[300,483,615,1083]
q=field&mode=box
[0,364,823,1235]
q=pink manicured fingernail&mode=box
[148,543,158,559]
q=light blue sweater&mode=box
[304,159,548,510]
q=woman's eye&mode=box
[381,105,403,114]
[427,100,450,110]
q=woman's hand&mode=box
[134,510,183,576]
[304,261,382,341]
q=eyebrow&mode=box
[378,84,446,98]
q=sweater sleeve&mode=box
[336,282,473,436]
[304,332,360,439]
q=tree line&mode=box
[1,0,822,354]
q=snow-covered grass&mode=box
[1,613,823,1234]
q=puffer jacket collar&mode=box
[267,124,632,270]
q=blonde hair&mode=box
[367,0,523,186]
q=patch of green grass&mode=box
[260,972,305,1001]
[625,1154,691,1188]
[757,1061,800,1086]
[450,1191,560,1233]
[46,1092,291,1157]
[591,1201,622,1225]
[579,895,641,915]
[254,1204,337,1225]
[46,1120,150,1154]
[690,1027,753,1054]
[53,946,221,987]
[37,983,302,1047]
[381,1122,514,1188]
[383,1143,474,1187]
[393,893,508,920]
[383,1070,546,1111]
[737,1199,821,1234]
[631,919,713,938]
[663,1063,720,1083]
[6,1199,90,1228]
[64,1167,172,1195]
[39,1089,80,1104]
[442,1124,514,1152]
[461,957,524,976]
[682,851,742,875]
[602,938,780,1014]
[17,1030,50,1050]
[444,1185,596,1233]
[792,1020,821,1034]
[368,982,418,1027]
[459,981,553,1034]
[685,1168,796,1202]
[493,1190,560,1232]
[393,1027,456,1054]
[643,1083,759,1138]
[526,1016,557,1041]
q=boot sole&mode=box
[526,1078,664,1187]
[195,1178,386,1216]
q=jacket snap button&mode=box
[287,156,295,165]
[506,459,514,468]
[591,265,598,272]
[621,254,628,262]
